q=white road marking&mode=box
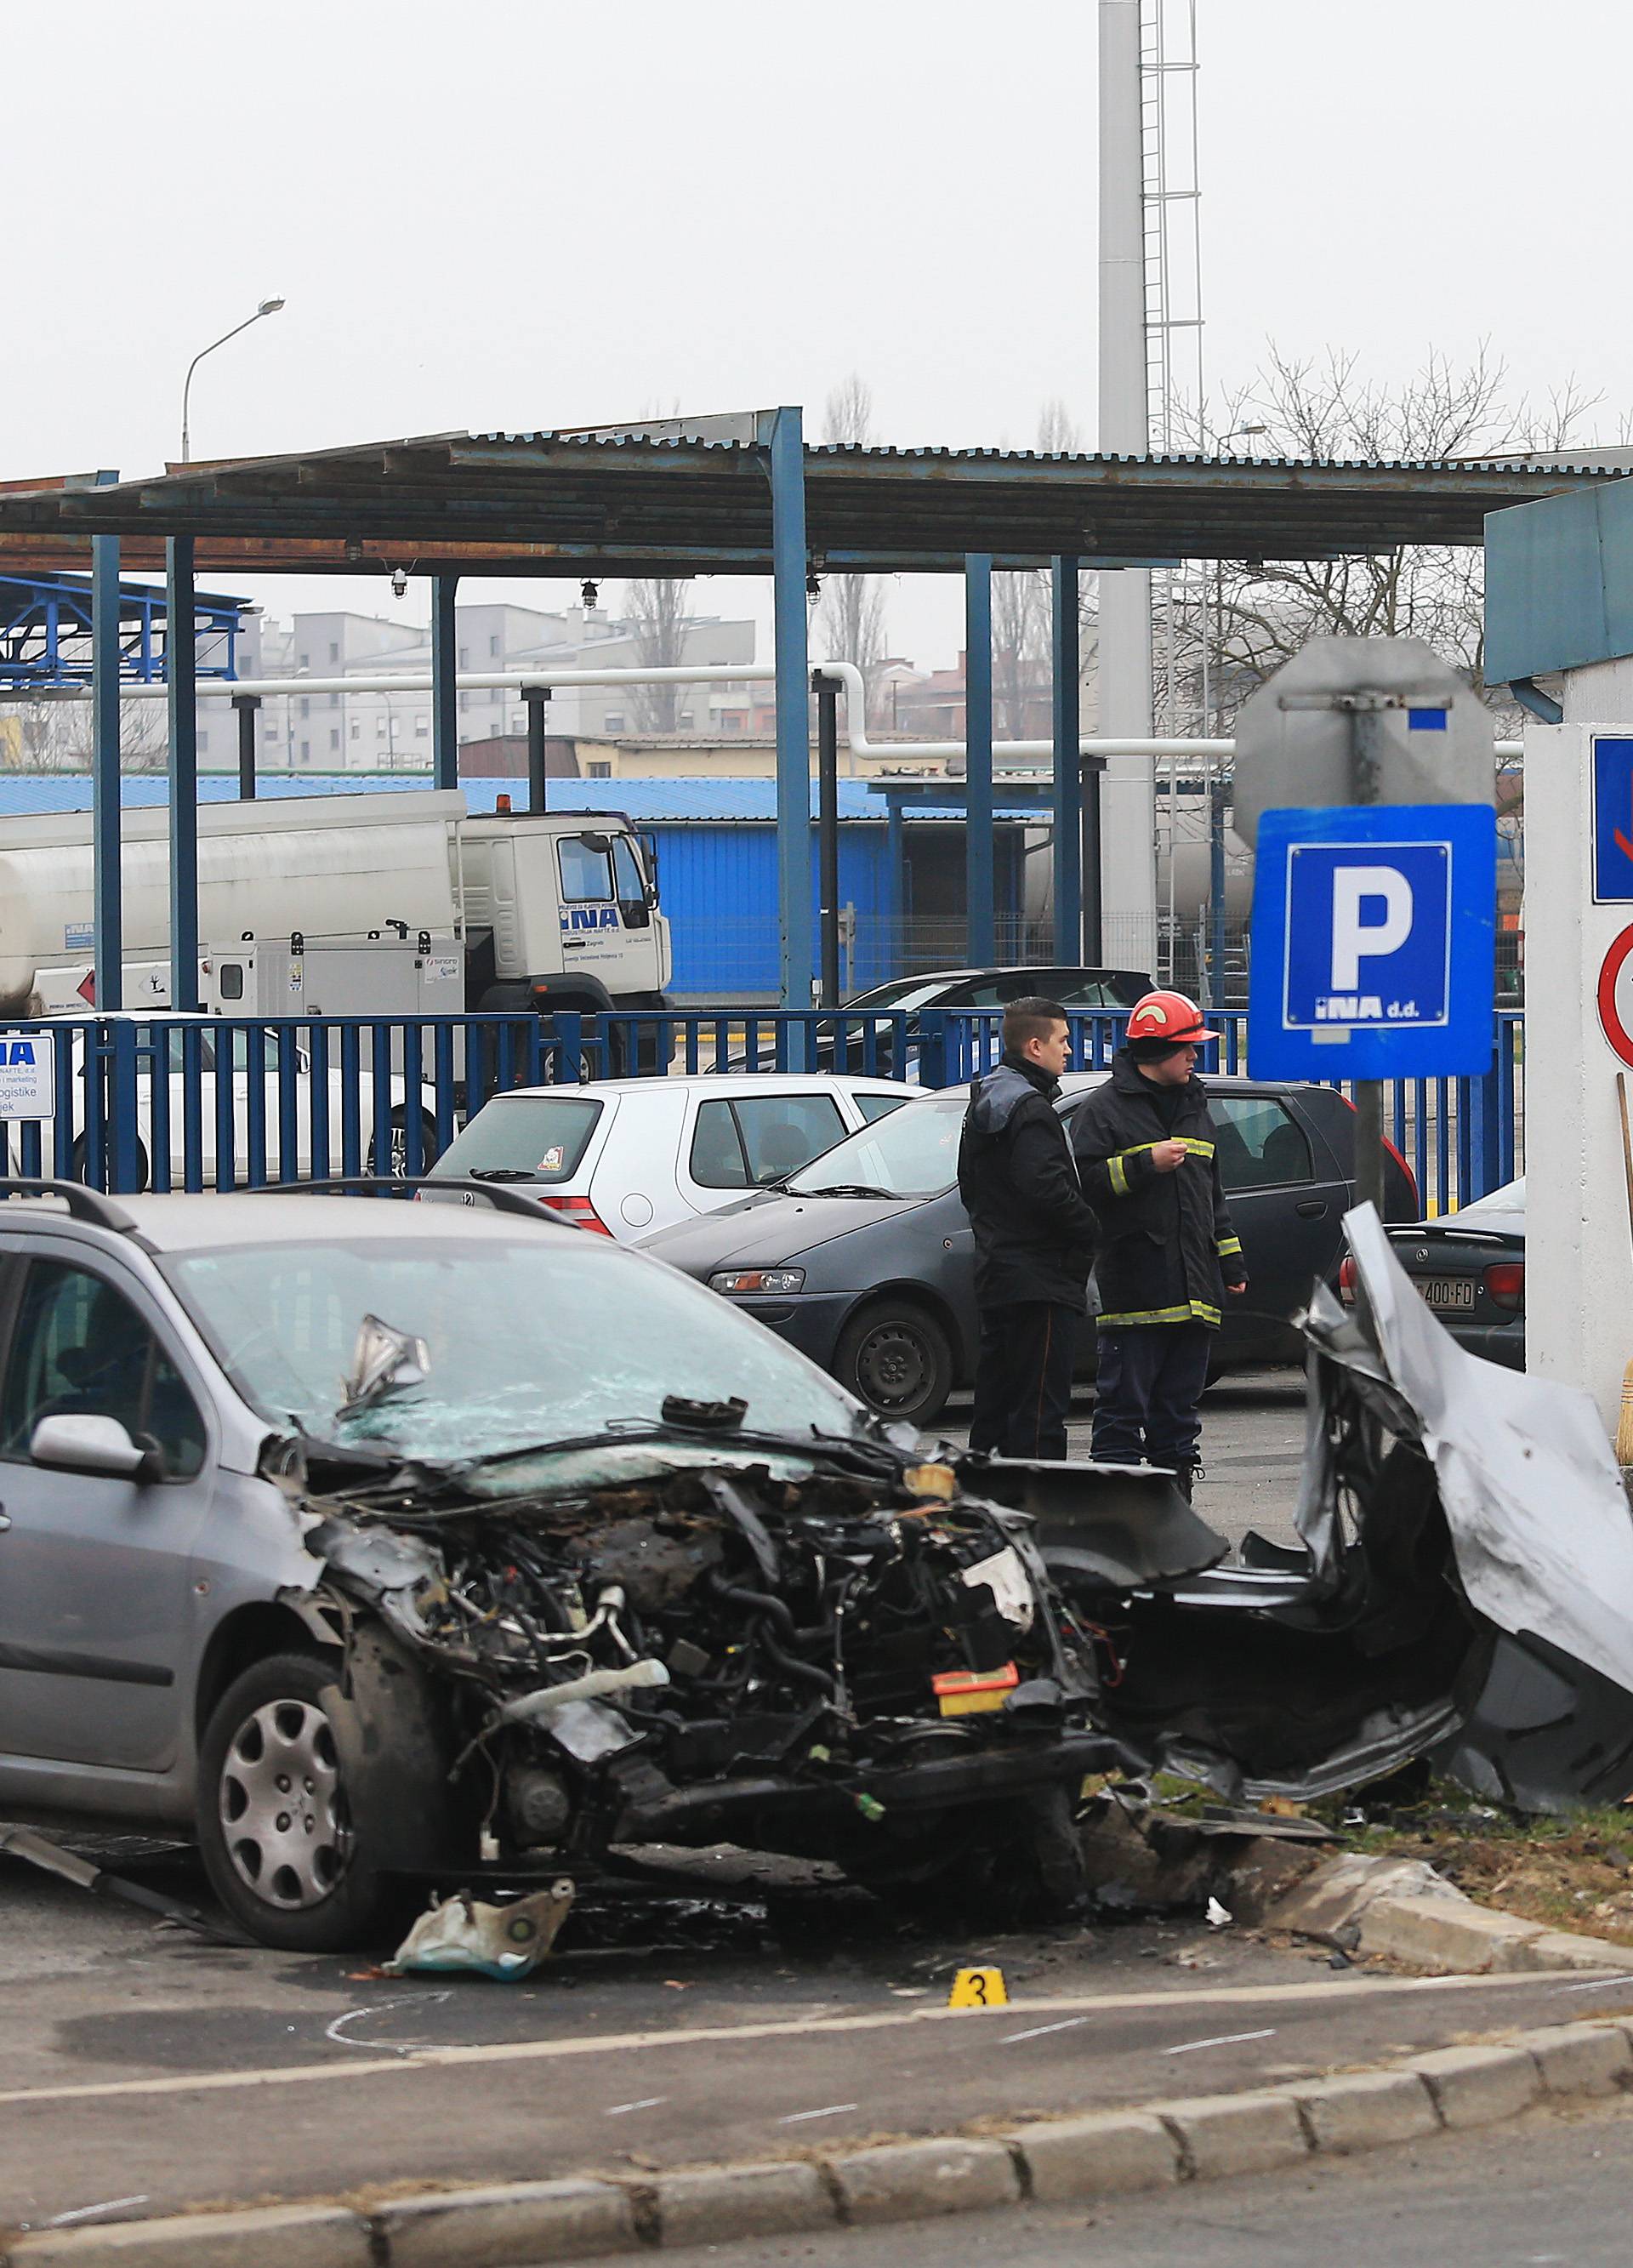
[0,1969,1599,2114]
[325,1991,451,2054]
[606,2096,667,2116]
[1163,2027,1276,2055]
[47,2197,149,2227]
[778,2103,859,2124]
[1001,2017,1091,2044]
[1553,1977,1633,1996]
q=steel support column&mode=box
[964,554,993,965]
[91,530,122,1010]
[766,407,812,1014]
[524,686,551,812]
[166,538,199,1011]
[233,694,259,798]
[432,575,459,792]
[1051,556,1082,963]
[1083,757,1105,963]
[885,795,906,978]
[814,672,841,1008]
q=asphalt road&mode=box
[5,1848,1628,2238]
[937,1366,1309,1549]
[652,2096,1633,2268]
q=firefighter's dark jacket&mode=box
[1069,1051,1246,1328]
[956,1053,1100,1309]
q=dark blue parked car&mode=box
[642,1073,1419,1426]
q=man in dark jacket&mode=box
[957,997,1100,1461]
[1070,990,1246,1498]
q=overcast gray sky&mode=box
[6,0,1627,673]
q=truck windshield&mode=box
[167,1234,865,1462]
[785,1094,962,1200]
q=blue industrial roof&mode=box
[0,773,1037,823]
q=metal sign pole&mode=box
[1351,698,1387,1218]
[813,672,842,1010]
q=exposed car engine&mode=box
[293,1448,1128,1912]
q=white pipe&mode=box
[12,662,1522,764]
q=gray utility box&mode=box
[202,935,467,1073]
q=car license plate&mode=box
[1422,1277,1477,1313]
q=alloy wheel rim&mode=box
[219,1698,350,1910]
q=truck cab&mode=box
[455,811,671,1017]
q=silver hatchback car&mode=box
[0,1182,1145,1951]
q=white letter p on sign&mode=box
[1329,866,1413,990]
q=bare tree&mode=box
[992,570,1050,738]
[1155,343,1602,735]
[3,698,78,769]
[627,577,692,732]
[816,376,889,724]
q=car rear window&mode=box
[430,1096,603,1182]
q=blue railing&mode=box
[1,1006,1523,1212]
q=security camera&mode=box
[390,567,408,598]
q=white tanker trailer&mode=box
[0,789,671,1024]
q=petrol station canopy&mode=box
[0,421,1626,579]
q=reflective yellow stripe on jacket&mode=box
[1104,1137,1215,1197]
[1216,1236,1243,1257]
[1097,1299,1223,1329]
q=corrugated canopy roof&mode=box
[0,420,1624,578]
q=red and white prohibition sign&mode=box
[1597,924,1633,1066]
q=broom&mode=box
[1616,1074,1633,1467]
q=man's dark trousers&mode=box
[1090,1320,1212,1470]
[970,1301,1078,1461]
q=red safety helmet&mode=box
[1125,989,1220,1049]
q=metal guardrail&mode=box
[1,1007,1524,1211]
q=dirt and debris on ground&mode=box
[1351,1797,1633,1947]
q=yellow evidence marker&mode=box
[947,1966,1008,2009]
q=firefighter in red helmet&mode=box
[1068,991,1247,1498]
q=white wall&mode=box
[1524,660,1633,1432]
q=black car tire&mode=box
[366,1108,441,1179]
[834,1299,954,1427]
[196,1650,414,1953]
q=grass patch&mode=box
[1352,1796,1633,1946]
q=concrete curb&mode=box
[10,2010,1633,2265]
[1268,1851,1633,1976]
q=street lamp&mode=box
[179,299,286,464]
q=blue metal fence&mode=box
[2,1008,1524,1213]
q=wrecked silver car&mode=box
[0,1185,1625,1954]
[0,1185,1158,1950]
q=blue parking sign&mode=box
[1248,804,1496,1079]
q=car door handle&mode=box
[1295,1200,1328,1217]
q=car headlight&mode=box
[708,1267,805,1296]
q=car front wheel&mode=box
[834,1300,954,1427]
[196,1650,407,1952]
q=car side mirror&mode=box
[30,1414,164,1483]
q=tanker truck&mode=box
[0,789,672,1035]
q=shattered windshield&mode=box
[165,1234,866,1461]
[785,1093,961,1200]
